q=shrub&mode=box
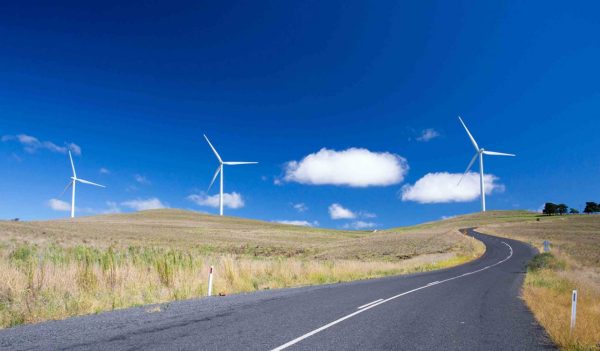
[527,253,566,272]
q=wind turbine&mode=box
[457,116,515,212]
[61,151,105,218]
[204,134,257,216]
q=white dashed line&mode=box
[357,299,384,310]
[270,241,514,351]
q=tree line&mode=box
[542,202,600,215]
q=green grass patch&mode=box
[527,253,566,272]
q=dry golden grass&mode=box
[0,209,485,328]
[481,215,600,350]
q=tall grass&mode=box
[524,252,600,351]
[482,217,600,351]
[0,242,482,328]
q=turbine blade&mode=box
[458,152,479,185]
[60,180,73,197]
[222,162,258,165]
[482,150,516,157]
[203,134,222,163]
[68,150,76,178]
[458,116,479,151]
[77,178,106,188]
[208,165,221,191]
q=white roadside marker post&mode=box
[570,289,577,334]
[208,266,214,297]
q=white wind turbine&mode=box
[61,151,105,218]
[204,134,257,216]
[458,116,515,212]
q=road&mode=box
[0,229,555,350]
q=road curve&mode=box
[0,229,555,350]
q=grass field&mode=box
[0,209,484,328]
[481,215,600,351]
[2,209,598,351]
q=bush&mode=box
[527,253,566,272]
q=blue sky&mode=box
[1,1,599,228]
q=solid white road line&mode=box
[270,241,514,351]
[357,299,384,310]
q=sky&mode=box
[1,1,600,229]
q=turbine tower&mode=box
[61,151,105,218]
[204,134,257,216]
[458,116,515,212]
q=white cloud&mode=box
[187,192,245,209]
[343,221,377,230]
[101,201,121,214]
[274,220,316,227]
[41,141,65,153]
[121,198,167,211]
[134,174,151,185]
[99,168,110,174]
[359,211,377,218]
[2,134,81,155]
[47,198,71,212]
[283,148,409,187]
[329,203,356,219]
[401,172,504,203]
[416,128,440,142]
[293,203,308,212]
[68,143,82,156]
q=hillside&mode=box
[0,209,479,261]
[2,208,598,338]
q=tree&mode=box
[584,202,599,214]
[543,202,558,216]
[569,208,579,214]
[557,204,568,215]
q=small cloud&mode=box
[416,128,440,142]
[101,201,121,214]
[274,220,317,227]
[121,198,167,211]
[41,141,66,153]
[134,174,151,185]
[400,172,504,203]
[329,203,356,219]
[47,198,71,212]
[68,143,82,156]
[187,192,245,209]
[292,203,308,212]
[125,185,139,192]
[2,134,81,155]
[99,168,110,175]
[343,221,377,230]
[273,178,283,186]
[283,148,409,187]
[359,211,377,218]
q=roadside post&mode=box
[208,266,214,296]
[570,289,577,334]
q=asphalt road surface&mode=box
[0,229,555,350]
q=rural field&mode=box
[481,215,600,351]
[1,209,598,351]
[0,209,484,328]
